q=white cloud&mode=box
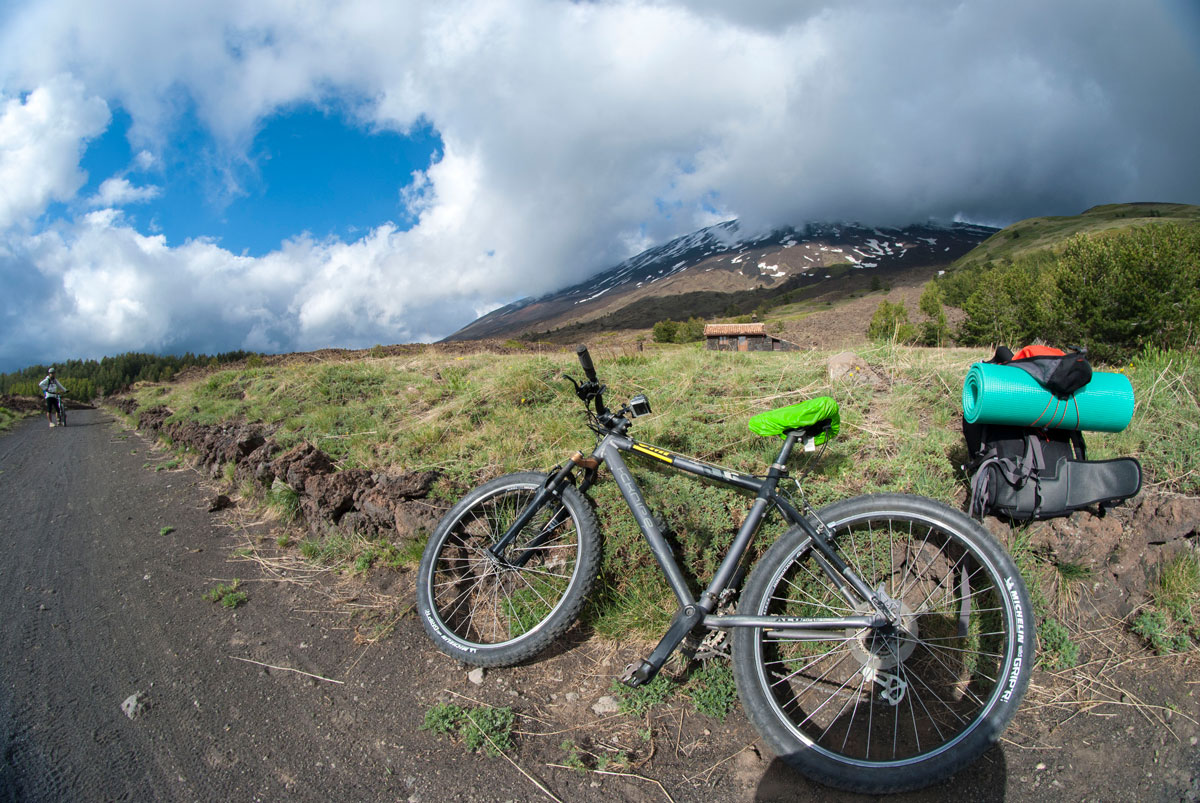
[0,75,109,230]
[87,176,161,208]
[0,0,1198,369]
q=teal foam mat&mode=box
[962,362,1134,431]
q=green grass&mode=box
[1132,553,1200,655]
[266,479,301,522]
[122,342,1200,639]
[203,580,248,609]
[1102,348,1200,495]
[952,203,1200,271]
[292,531,420,576]
[0,406,25,433]
[422,702,514,755]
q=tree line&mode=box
[0,350,255,401]
[869,222,1200,362]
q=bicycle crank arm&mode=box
[620,604,707,688]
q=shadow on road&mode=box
[753,744,1008,801]
[53,417,116,428]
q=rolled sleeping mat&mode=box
[962,362,1135,431]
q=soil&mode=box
[2,408,1198,802]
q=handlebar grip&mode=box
[576,345,598,383]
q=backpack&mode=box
[963,346,1142,521]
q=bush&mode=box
[674,317,706,343]
[918,283,951,346]
[949,223,1200,360]
[652,319,679,343]
[954,257,1055,347]
[1048,224,1200,362]
[867,300,917,344]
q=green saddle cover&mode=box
[748,396,840,444]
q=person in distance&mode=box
[38,367,68,427]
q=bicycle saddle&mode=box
[748,396,840,443]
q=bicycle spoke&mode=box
[742,501,1027,775]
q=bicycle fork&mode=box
[485,452,598,567]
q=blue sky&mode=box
[70,105,442,257]
[1,0,1199,372]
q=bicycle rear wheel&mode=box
[417,472,601,666]
[733,494,1032,793]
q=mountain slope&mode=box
[447,220,996,341]
[952,202,1200,269]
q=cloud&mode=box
[87,177,162,208]
[0,0,1198,369]
[0,75,109,230]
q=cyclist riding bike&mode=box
[38,367,68,427]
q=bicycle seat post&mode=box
[770,431,801,477]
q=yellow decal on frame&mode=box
[631,443,674,464]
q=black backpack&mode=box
[963,346,1141,521]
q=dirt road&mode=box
[0,409,491,801]
[1,409,1196,802]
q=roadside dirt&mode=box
[1,409,1197,801]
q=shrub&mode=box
[867,300,917,343]
[422,703,514,755]
[950,223,1200,359]
[918,282,951,346]
[673,317,706,343]
[1037,617,1080,669]
[686,661,737,720]
[1048,224,1200,361]
[652,319,679,343]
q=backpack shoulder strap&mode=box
[1070,430,1086,461]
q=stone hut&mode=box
[703,323,799,352]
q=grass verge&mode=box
[123,342,1200,642]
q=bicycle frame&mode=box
[489,416,897,687]
[417,345,1035,787]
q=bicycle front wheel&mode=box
[733,494,1033,794]
[416,472,601,667]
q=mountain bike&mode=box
[416,346,1033,793]
[48,393,66,427]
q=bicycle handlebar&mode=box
[573,344,609,418]
[576,345,598,384]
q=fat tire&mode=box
[416,472,601,667]
[733,494,1033,794]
